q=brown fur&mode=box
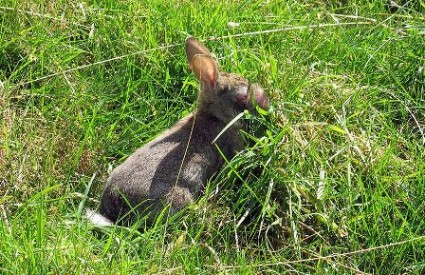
[98,37,269,225]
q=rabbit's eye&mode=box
[235,85,249,104]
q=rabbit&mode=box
[95,37,269,226]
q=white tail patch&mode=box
[85,208,114,227]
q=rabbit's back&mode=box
[99,112,242,224]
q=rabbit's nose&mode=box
[251,84,269,111]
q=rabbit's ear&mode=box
[186,37,213,60]
[189,55,218,89]
[186,37,218,88]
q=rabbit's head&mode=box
[186,37,269,126]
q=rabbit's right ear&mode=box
[186,37,218,89]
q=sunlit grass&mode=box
[1,1,424,274]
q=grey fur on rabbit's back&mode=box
[98,37,269,225]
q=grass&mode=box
[1,0,425,273]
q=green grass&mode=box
[1,0,425,273]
